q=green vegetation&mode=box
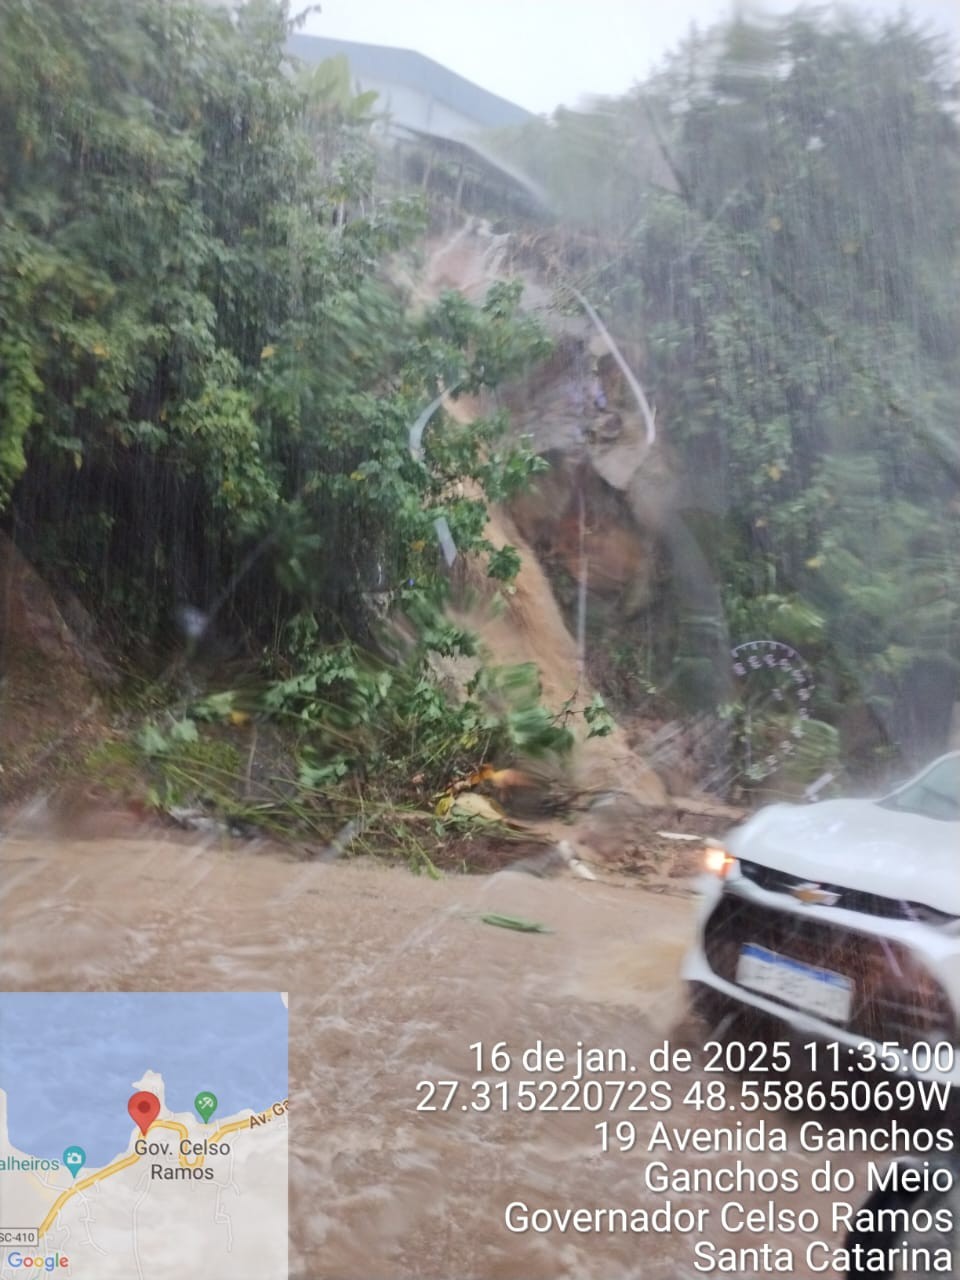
[0,0,607,836]
[0,0,548,640]
[2,1,956,816]
[494,10,960,780]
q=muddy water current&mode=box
[0,828,859,1279]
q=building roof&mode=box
[286,34,534,132]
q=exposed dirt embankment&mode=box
[441,469,667,805]
[420,218,684,807]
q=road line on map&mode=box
[38,1152,140,1237]
[36,1101,286,1238]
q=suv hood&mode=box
[728,798,960,915]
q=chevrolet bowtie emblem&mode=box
[791,882,841,906]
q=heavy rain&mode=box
[1,1,959,1277]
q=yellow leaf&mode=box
[805,556,823,570]
[73,451,83,471]
[91,342,109,358]
[754,517,768,529]
[228,710,251,727]
[451,793,505,822]
[349,470,366,482]
[260,345,276,360]
[767,464,782,481]
[411,539,426,552]
[434,794,453,817]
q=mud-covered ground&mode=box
[0,820,864,1280]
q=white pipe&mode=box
[566,283,657,449]
[408,381,463,565]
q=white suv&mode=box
[683,753,960,1083]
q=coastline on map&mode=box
[0,1083,288,1186]
[0,991,288,1165]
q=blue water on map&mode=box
[0,992,288,1167]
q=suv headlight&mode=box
[704,843,737,878]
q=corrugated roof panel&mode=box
[287,34,533,132]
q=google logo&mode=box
[6,1255,69,1271]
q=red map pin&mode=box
[128,1091,161,1135]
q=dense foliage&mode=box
[495,10,960,768]
[0,0,549,654]
[3,0,957,804]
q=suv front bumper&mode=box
[682,873,960,1088]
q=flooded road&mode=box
[0,829,856,1279]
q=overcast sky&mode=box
[298,0,960,114]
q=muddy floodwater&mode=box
[0,827,858,1279]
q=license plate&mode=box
[736,943,853,1023]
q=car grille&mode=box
[704,892,956,1043]
[738,858,950,922]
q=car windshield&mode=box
[879,755,960,821]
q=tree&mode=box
[0,0,549,649]
[493,9,960,766]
